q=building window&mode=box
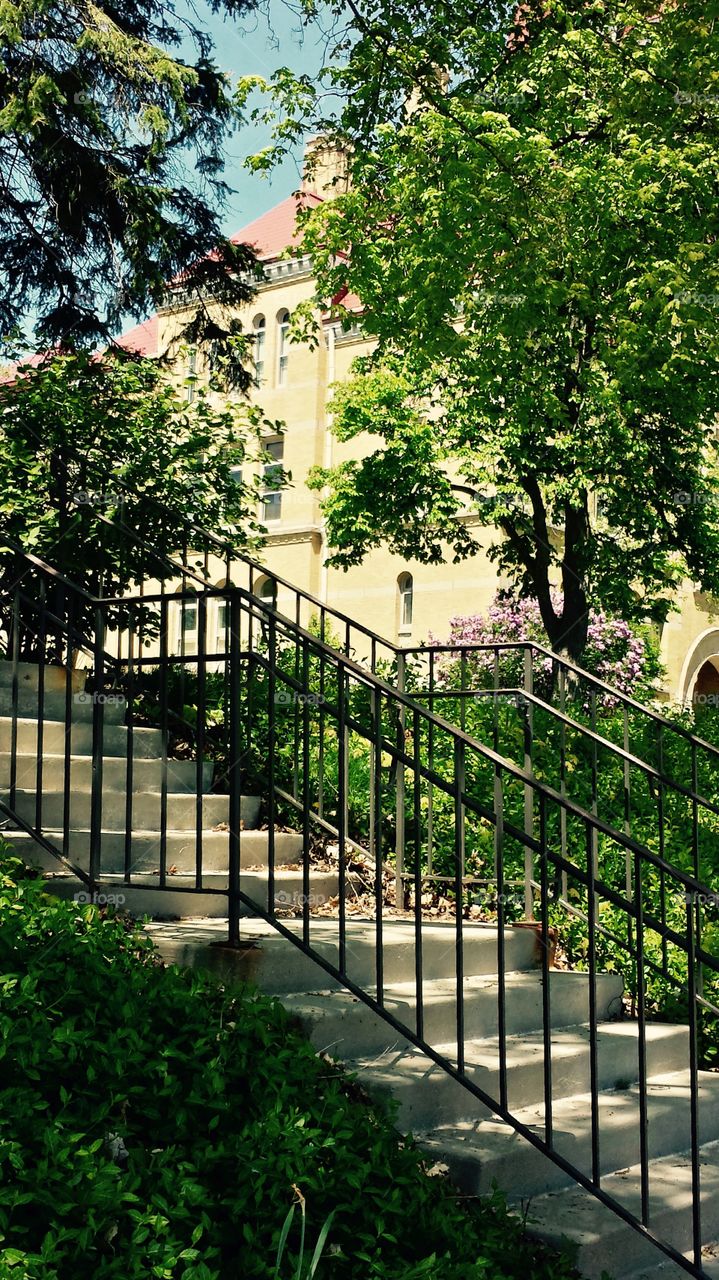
[277,310,290,386]
[176,588,198,653]
[398,573,413,631]
[261,436,283,522]
[216,598,228,644]
[255,575,278,611]
[253,315,266,385]
[185,347,197,403]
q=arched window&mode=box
[255,575,278,612]
[277,310,290,386]
[398,573,413,631]
[253,315,266,385]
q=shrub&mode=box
[0,852,578,1280]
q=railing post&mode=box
[89,596,106,890]
[395,651,406,909]
[227,590,242,946]
[522,647,535,919]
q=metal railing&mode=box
[0,547,717,1276]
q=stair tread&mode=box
[520,1138,719,1243]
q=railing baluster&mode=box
[123,612,135,884]
[62,592,74,862]
[634,847,650,1226]
[35,580,46,836]
[227,590,242,946]
[494,763,508,1113]
[195,594,207,891]
[337,660,348,977]
[301,635,311,946]
[373,685,384,1006]
[523,648,535,918]
[686,898,702,1273]
[412,705,424,1042]
[267,610,277,916]
[538,793,553,1150]
[586,819,600,1186]
[89,596,106,889]
[158,592,169,890]
[9,588,19,812]
[454,737,466,1073]
[395,651,406,909]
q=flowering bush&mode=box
[428,591,662,703]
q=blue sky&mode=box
[200,0,330,236]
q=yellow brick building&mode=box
[119,150,719,707]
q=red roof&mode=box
[230,193,323,261]
[115,313,159,357]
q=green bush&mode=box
[0,852,578,1280]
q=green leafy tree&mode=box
[0,349,286,657]
[267,0,719,660]
[0,0,262,366]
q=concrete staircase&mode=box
[143,917,719,1280]
[0,663,337,918]
[4,661,719,1278]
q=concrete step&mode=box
[4,827,302,875]
[4,788,260,833]
[141,916,542,990]
[0,687,126,724]
[45,869,340,920]
[341,1021,688,1128]
[280,969,624,1051]
[0,752,213,793]
[0,717,162,758]
[626,1242,719,1278]
[418,1068,719,1200]
[521,1138,719,1279]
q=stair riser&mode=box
[0,690,126,724]
[283,972,623,1050]
[356,1032,690,1127]
[0,720,162,758]
[0,754,213,793]
[5,789,260,833]
[429,1084,718,1201]
[5,829,302,875]
[221,929,540,992]
[45,871,340,919]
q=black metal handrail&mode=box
[1,539,717,1275]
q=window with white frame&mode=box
[253,315,266,384]
[177,588,198,652]
[277,310,290,386]
[261,436,283,522]
[398,573,413,631]
[185,347,197,403]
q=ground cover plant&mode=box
[0,851,580,1280]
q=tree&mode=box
[0,349,286,657]
[273,0,719,659]
[0,0,261,369]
